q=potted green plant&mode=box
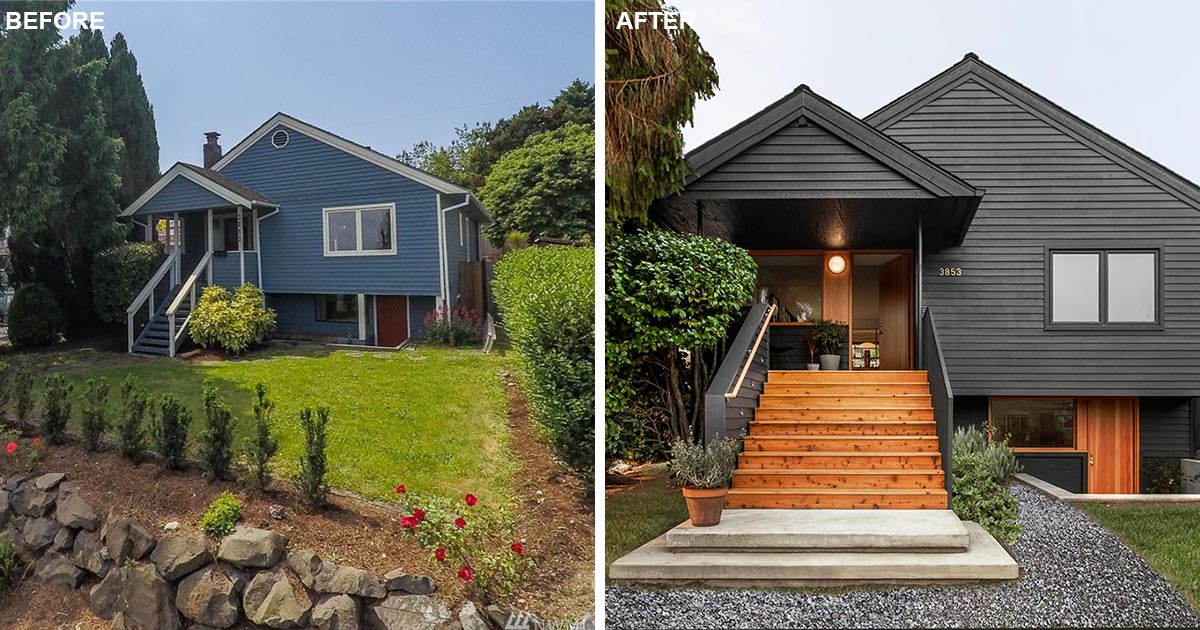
[804,334,820,371]
[811,319,846,370]
[668,437,741,527]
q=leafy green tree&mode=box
[478,123,594,245]
[606,231,756,453]
[605,0,718,227]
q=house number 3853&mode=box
[938,267,963,276]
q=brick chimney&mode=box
[203,132,222,168]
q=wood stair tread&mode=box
[728,488,947,495]
[735,469,943,475]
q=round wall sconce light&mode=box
[827,254,847,274]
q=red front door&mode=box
[376,296,409,347]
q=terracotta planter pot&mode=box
[682,486,728,527]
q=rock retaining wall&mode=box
[1,472,582,630]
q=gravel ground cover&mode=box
[605,483,1200,628]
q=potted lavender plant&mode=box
[668,437,742,527]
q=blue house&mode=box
[120,113,491,356]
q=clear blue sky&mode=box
[78,1,593,172]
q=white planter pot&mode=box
[1182,459,1200,494]
[806,363,820,371]
[819,354,841,371]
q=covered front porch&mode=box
[120,162,278,356]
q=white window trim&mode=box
[212,213,257,253]
[459,213,465,247]
[322,203,397,257]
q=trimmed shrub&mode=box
[200,380,235,481]
[79,378,110,451]
[199,491,243,539]
[41,374,73,444]
[294,406,330,508]
[1144,458,1185,494]
[117,376,149,461]
[493,245,594,482]
[951,426,1022,543]
[92,241,164,323]
[190,284,277,354]
[12,368,33,425]
[8,284,64,348]
[242,383,278,490]
[155,394,191,470]
[422,306,482,346]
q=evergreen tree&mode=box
[103,32,160,208]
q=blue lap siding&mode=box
[136,177,228,215]
[217,125,442,297]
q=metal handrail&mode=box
[725,304,775,398]
[126,252,179,353]
[703,302,772,444]
[166,251,213,358]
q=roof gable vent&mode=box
[271,129,289,149]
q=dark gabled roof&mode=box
[684,84,981,198]
[178,163,275,205]
[865,52,1200,210]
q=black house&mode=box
[665,54,1200,498]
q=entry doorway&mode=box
[376,296,410,347]
[852,253,913,370]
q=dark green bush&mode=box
[92,242,164,323]
[242,383,278,490]
[190,284,277,354]
[294,407,330,508]
[493,245,594,482]
[8,284,64,348]
[199,491,242,539]
[200,380,235,481]
[1144,458,1185,494]
[79,378,110,451]
[951,426,1022,544]
[0,362,11,416]
[41,374,73,444]
[12,368,33,424]
[117,376,149,461]
[155,394,191,470]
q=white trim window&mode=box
[212,215,255,252]
[322,203,397,257]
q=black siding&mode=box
[878,78,1200,396]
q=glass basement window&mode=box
[316,294,358,323]
[991,398,1075,449]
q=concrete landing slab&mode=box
[610,522,1019,586]
[665,509,969,552]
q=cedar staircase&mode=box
[727,369,948,509]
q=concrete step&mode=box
[768,370,928,384]
[733,469,945,490]
[749,420,936,436]
[608,521,1018,586]
[758,394,933,409]
[744,435,940,453]
[754,408,934,421]
[738,451,941,470]
[726,488,948,509]
[664,509,968,552]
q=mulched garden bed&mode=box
[0,374,593,628]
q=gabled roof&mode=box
[684,85,981,199]
[865,52,1200,210]
[120,162,277,217]
[210,112,492,222]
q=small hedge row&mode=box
[492,246,594,483]
[92,242,164,323]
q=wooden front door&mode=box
[878,255,912,370]
[1080,398,1139,494]
[376,296,409,347]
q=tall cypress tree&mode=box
[103,32,159,208]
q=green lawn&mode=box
[9,343,516,505]
[605,463,687,573]
[1079,502,1200,607]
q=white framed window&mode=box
[459,212,465,247]
[322,203,396,257]
[154,218,185,253]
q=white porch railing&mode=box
[166,251,213,358]
[126,251,180,353]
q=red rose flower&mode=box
[413,508,426,522]
[31,438,39,446]
[511,542,524,555]
[454,516,467,529]
[435,548,446,561]
[457,565,474,582]
[399,516,417,528]
[5,442,15,454]
[395,484,406,494]
[464,493,478,507]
